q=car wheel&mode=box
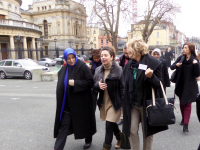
[0,71,6,79]
[45,63,49,67]
[24,71,32,80]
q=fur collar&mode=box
[94,62,122,82]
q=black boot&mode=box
[102,143,111,150]
[183,124,189,132]
[180,118,184,125]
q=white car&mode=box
[37,58,56,67]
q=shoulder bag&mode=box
[146,81,178,126]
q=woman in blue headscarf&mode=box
[54,48,96,150]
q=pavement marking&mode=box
[11,98,20,100]
[0,85,5,87]
[15,86,21,88]
[33,87,38,88]
[0,93,55,98]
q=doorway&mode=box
[1,43,8,60]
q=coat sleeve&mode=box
[147,64,162,89]
[170,55,182,70]
[93,67,102,92]
[163,61,170,87]
[193,59,200,77]
[74,64,94,92]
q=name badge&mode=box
[138,64,147,71]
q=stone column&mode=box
[32,38,37,60]
[23,36,28,58]
[37,42,41,60]
[10,36,15,59]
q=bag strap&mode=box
[151,81,169,106]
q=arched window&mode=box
[44,20,48,39]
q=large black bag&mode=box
[146,81,177,126]
[196,94,200,122]
[120,132,131,149]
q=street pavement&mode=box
[0,67,200,150]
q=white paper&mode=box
[138,64,147,70]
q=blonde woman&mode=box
[122,38,168,150]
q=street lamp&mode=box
[37,37,43,58]
[54,38,57,50]
[68,39,73,48]
[14,35,23,59]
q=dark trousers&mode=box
[105,121,120,145]
[54,112,92,150]
[179,100,192,124]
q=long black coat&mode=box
[159,58,170,92]
[54,60,96,139]
[165,51,173,67]
[170,55,200,105]
[122,54,168,138]
[93,62,124,111]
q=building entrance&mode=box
[1,43,8,60]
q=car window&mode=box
[5,61,12,66]
[0,61,5,66]
[13,61,20,66]
[39,59,44,61]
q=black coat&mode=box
[165,51,173,67]
[119,55,129,69]
[159,58,170,91]
[93,62,124,111]
[54,60,96,139]
[122,54,168,138]
[170,55,200,105]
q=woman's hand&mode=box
[145,68,153,78]
[176,63,182,67]
[99,79,107,90]
[193,59,198,64]
[69,79,74,86]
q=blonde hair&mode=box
[126,38,148,58]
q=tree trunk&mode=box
[112,35,118,54]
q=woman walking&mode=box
[171,43,200,132]
[89,49,102,75]
[54,48,96,150]
[93,46,123,150]
[123,38,168,150]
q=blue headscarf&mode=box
[60,48,78,122]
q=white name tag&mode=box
[138,64,147,70]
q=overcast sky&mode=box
[21,0,200,38]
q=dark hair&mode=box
[149,50,152,55]
[161,50,163,55]
[101,46,116,61]
[91,49,100,58]
[184,43,197,57]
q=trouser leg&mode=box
[129,106,140,150]
[183,103,192,124]
[54,112,71,150]
[105,121,115,145]
[179,99,184,119]
[85,136,92,144]
[138,106,153,150]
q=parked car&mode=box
[0,59,49,80]
[76,54,85,61]
[37,58,56,67]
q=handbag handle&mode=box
[151,81,169,106]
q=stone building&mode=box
[0,0,89,60]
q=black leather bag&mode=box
[146,81,177,126]
[171,70,177,83]
[120,132,131,149]
[196,94,200,122]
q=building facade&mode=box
[0,0,89,60]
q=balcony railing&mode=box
[0,19,40,31]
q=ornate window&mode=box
[43,20,48,39]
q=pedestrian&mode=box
[160,50,165,60]
[123,38,168,150]
[170,43,200,132]
[93,46,124,150]
[152,48,170,94]
[165,47,173,67]
[149,50,153,56]
[54,48,96,150]
[89,49,102,75]
[118,44,129,125]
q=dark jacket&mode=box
[119,55,129,69]
[170,55,200,105]
[165,51,173,67]
[122,54,168,138]
[54,59,96,139]
[90,60,102,75]
[159,58,170,91]
[93,62,124,111]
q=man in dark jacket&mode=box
[123,38,168,150]
[118,45,129,125]
[165,47,173,67]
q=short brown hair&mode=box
[91,49,100,58]
[184,43,197,57]
[101,46,116,61]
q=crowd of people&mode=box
[53,38,200,150]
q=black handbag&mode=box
[196,94,200,122]
[146,81,177,126]
[171,70,178,83]
[120,132,131,149]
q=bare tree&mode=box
[76,0,134,52]
[141,0,181,43]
